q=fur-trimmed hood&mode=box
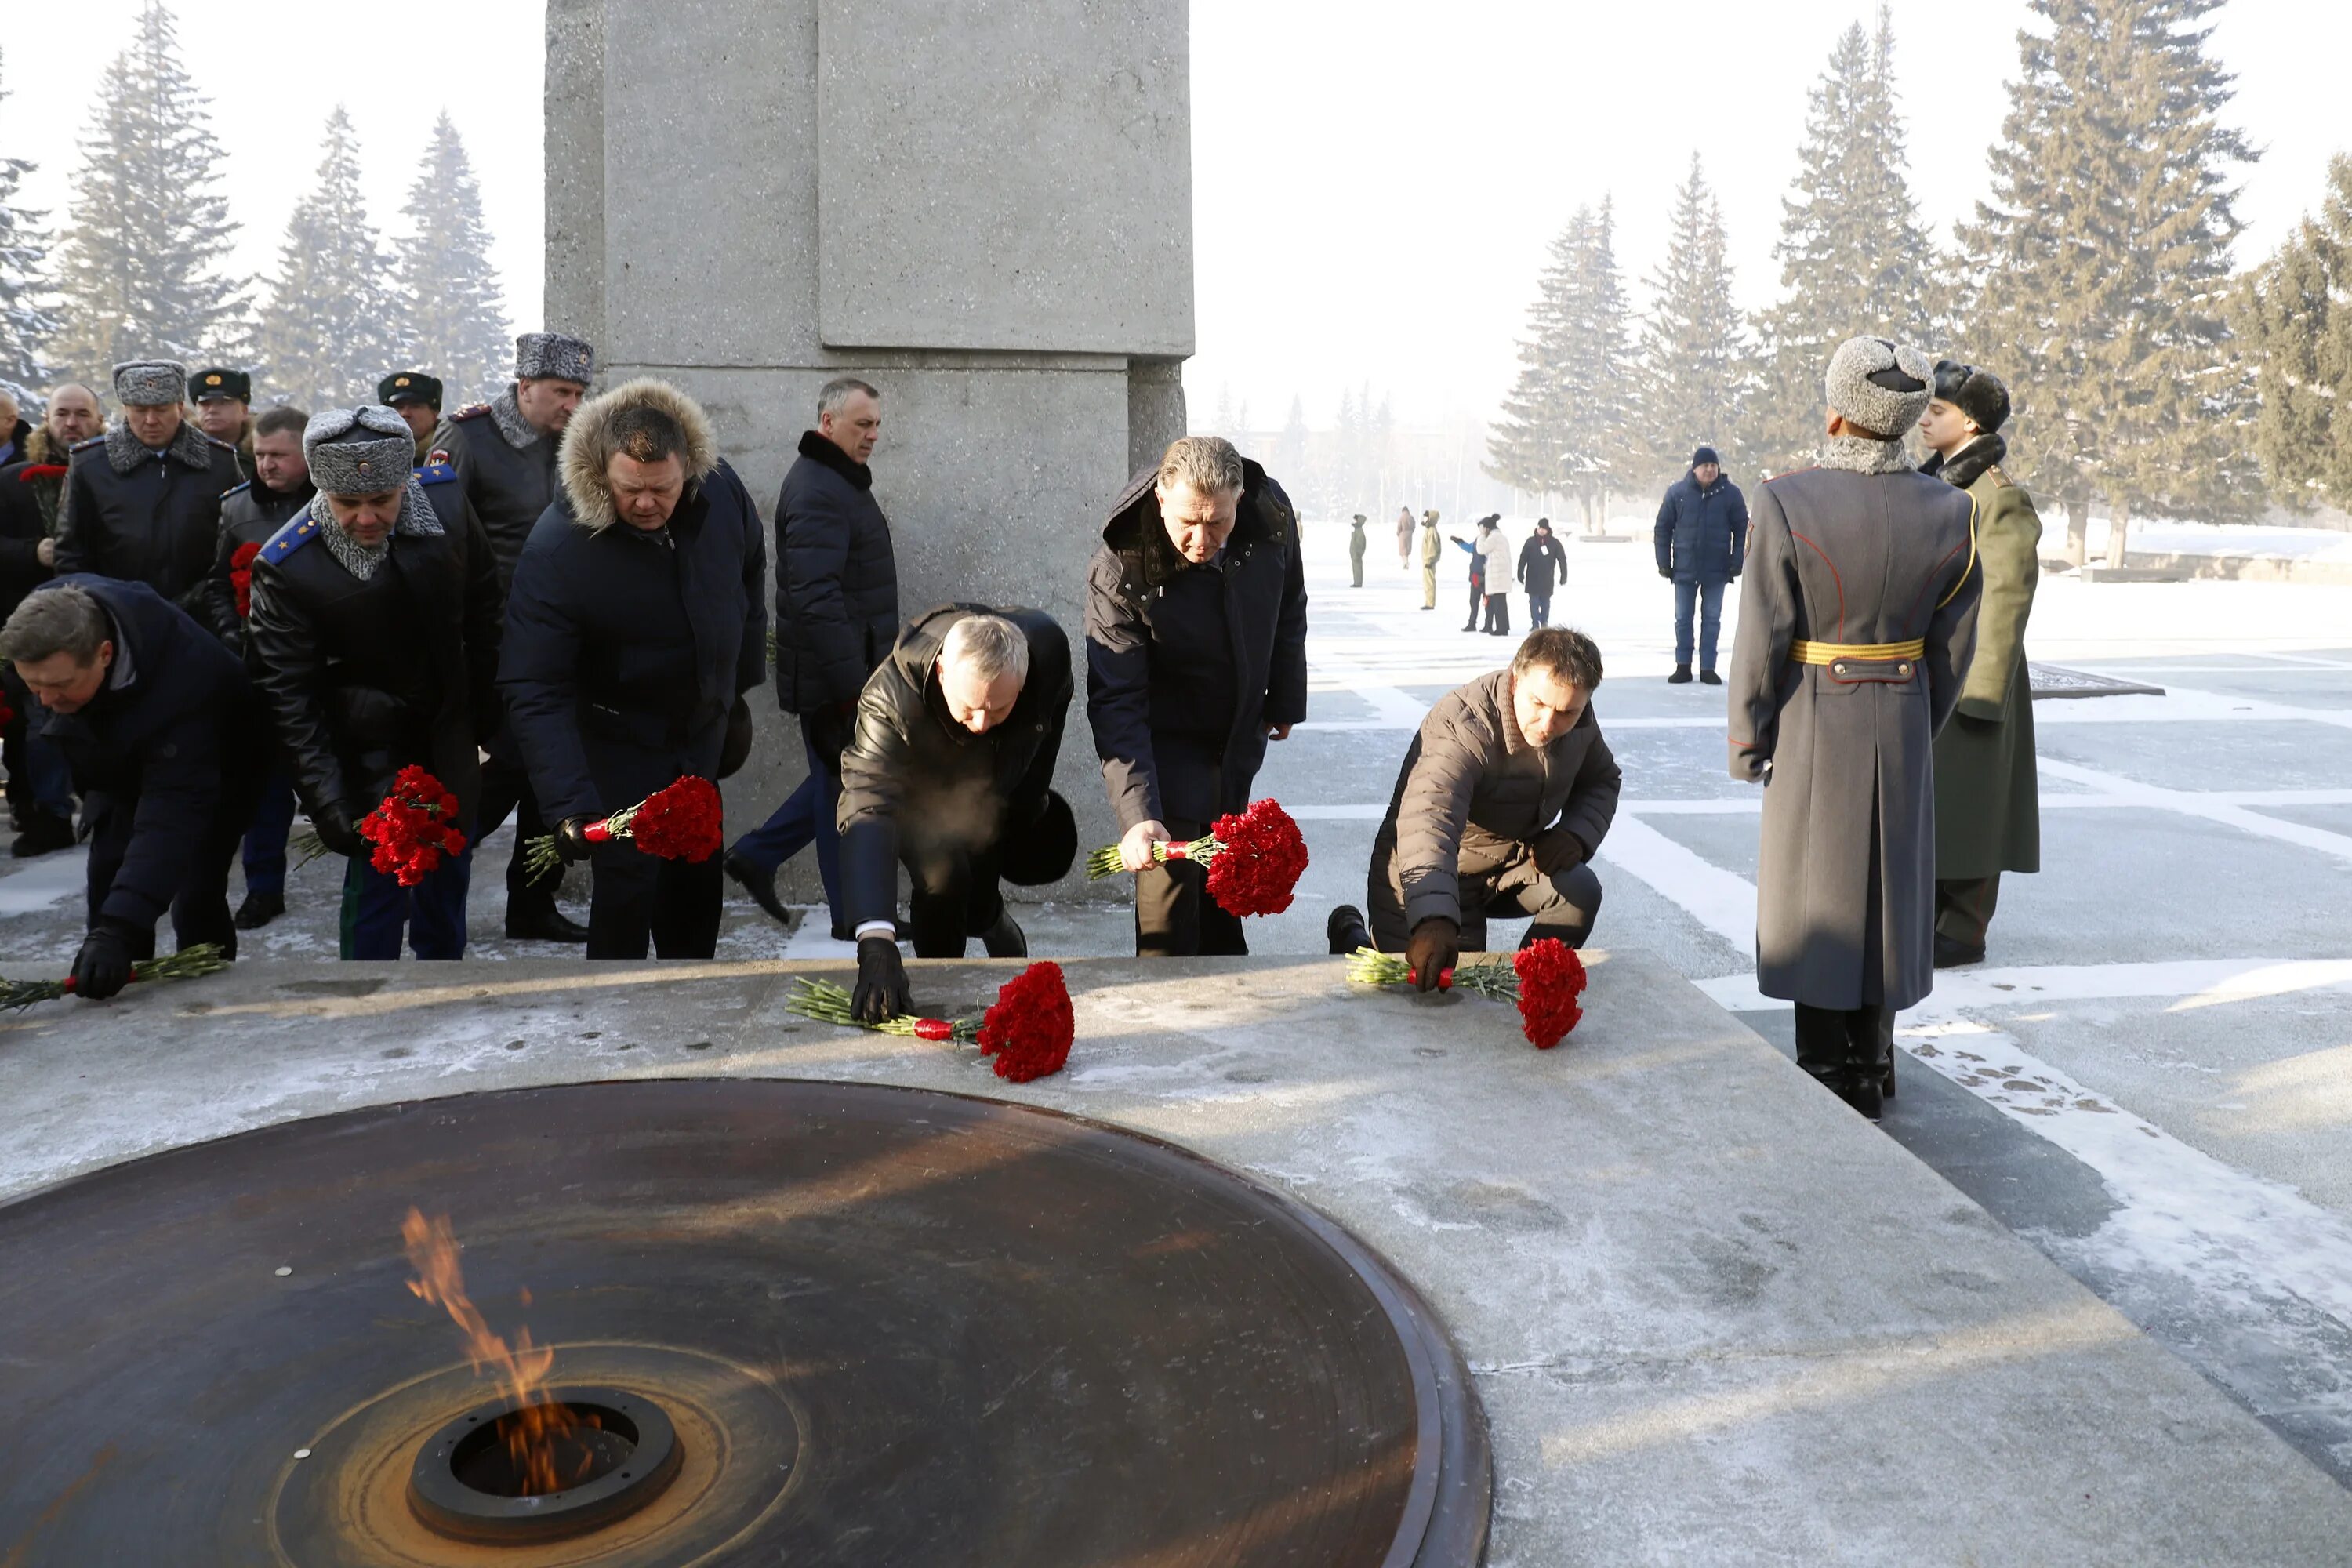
[24,426,71,468]
[557,377,721,533]
[1920,432,2009,492]
[100,415,227,477]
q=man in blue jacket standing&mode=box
[1653,445,1748,685]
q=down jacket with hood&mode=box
[1083,456,1307,831]
[496,379,768,826]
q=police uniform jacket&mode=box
[440,387,560,591]
[53,419,245,607]
[200,477,315,652]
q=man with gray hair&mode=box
[1087,434,1305,956]
[726,376,896,937]
[52,359,244,605]
[0,575,263,999]
[1726,336,1983,1121]
[836,604,1075,1021]
[443,329,597,945]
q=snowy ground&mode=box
[5,513,2351,1483]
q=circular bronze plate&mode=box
[0,1080,1489,1565]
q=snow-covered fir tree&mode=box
[0,47,60,406]
[1486,212,1582,503]
[252,107,403,410]
[43,1,243,379]
[1488,200,1636,528]
[1634,155,1748,486]
[2240,154,2352,512]
[393,112,510,406]
[1751,9,1937,478]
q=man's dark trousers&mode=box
[87,786,252,960]
[728,720,843,916]
[474,759,560,924]
[242,767,299,898]
[900,840,1009,959]
[1136,813,1247,957]
[1367,832,1603,953]
[1674,578,1728,671]
[342,848,472,960]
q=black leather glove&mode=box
[1406,916,1460,994]
[71,924,135,1002]
[808,701,856,768]
[556,816,598,863]
[852,935,910,1023]
[1533,826,1588,876]
[313,804,363,860]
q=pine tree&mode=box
[393,112,510,405]
[1486,198,1637,527]
[2239,154,2352,512]
[1635,155,1748,487]
[1963,0,2258,565]
[252,107,403,410]
[1562,197,1637,531]
[0,47,60,405]
[1274,395,1309,487]
[44,1,243,380]
[1751,9,1938,478]
[1486,211,1581,505]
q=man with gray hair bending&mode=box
[837,604,1076,1022]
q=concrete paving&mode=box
[5,953,2350,1566]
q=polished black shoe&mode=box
[506,907,591,944]
[1667,665,1693,684]
[10,812,75,858]
[724,849,790,926]
[1839,1073,1885,1123]
[1327,904,1373,956]
[1699,668,1723,685]
[980,909,1028,958]
[233,890,285,931]
[1933,933,1986,969]
[1460,622,1479,632]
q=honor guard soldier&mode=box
[54,359,245,609]
[189,367,256,483]
[379,372,445,466]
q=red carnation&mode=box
[1198,798,1311,917]
[230,541,262,619]
[1512,938,1588,1049]
[629,775,725,862]
[356,767,468,887]
[977,961,1075,1082]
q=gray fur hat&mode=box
[1824,336,1934,437]
[304,405,416,495]
[111,359,188,408]
[514,332,595,384]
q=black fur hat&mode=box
[999,791,1077,887]
[1932,360,2012,434]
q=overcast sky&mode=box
[7,1,2346,430]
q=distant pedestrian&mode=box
[1653,445,1748,684]
[1450,514,1490,630]
[1920,360,2040,967]
[1519,518,1566,627]
[1726,336,1981,1121]
[1478,517,1512,634]
[1348,513,1367,586]
[1395,505,1414,570]
[1417,510,1441,609]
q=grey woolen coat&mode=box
[1726,439,1983,1011]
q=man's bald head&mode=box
[44,385,103,447]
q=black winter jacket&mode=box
[440,389,561,591]
[29,575,264,936]
[0,456,59,622]
[1084,457,1307,831]
[245,473,503,832]
[1517,532,1567,597]
[54,420,245,606]
[1653,470,1749,583]
[837,604,1072,927]
[775,430,898,714]
[200,477,315,651]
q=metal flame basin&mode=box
[0,1079,1488,1566]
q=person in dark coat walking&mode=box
[1087,436,1307,956]
[197,404,314,931]
[445,331,596,945]
[499,378,767,960]
[53,360,244,609]
[1653,445,1748,684]
[1517,517,1567,628]
[1328,627,1618,977]
[246,407,503,960]
[1727,336,1982,1121]
[726,376,897,938]
[0,385,103,857]
[839,605,1075,1021]
[0,576,264,996]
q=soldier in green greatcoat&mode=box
[1919,361,2040,967]
[1348,512,1367,586]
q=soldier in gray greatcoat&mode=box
[1726,336,1983,1120]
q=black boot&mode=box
[724,849,790,926]
[10,812,75,858]
[980,908,1027,958]
[233,890,285,931]
[1699,668,1723,685]
[1933,931,1985,968]
[1667,665,1693,684]
[1327,904,1372,956]
[506,906,590,943]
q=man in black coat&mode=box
[1517,517,1567,628]
[53,359,244,608]
[839,605,1075,1022]
[1653,445,1748,685]
[1086,435,1306,956]
[498,378,767,960]
[0,576,264,997]
[246,407,503,960]
[726,376,897,936]
[0,385,103,857]
[445,331,596,944]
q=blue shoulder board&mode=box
[259,510,321,567]
[416,462,457,485]
[70,435,104,452]
[221,480,252,498]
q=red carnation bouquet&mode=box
[522,775,723,882]
[0,942,230,1011]
[1347,937,1588,1049]
[1083,797,1310,918]
[230,541,262,619]
[786,960,1076,1083]
[291,766,468,886]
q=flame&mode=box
[401,1207,602,1495]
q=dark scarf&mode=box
[1920,432,2008,492]
[798,429,873,491]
